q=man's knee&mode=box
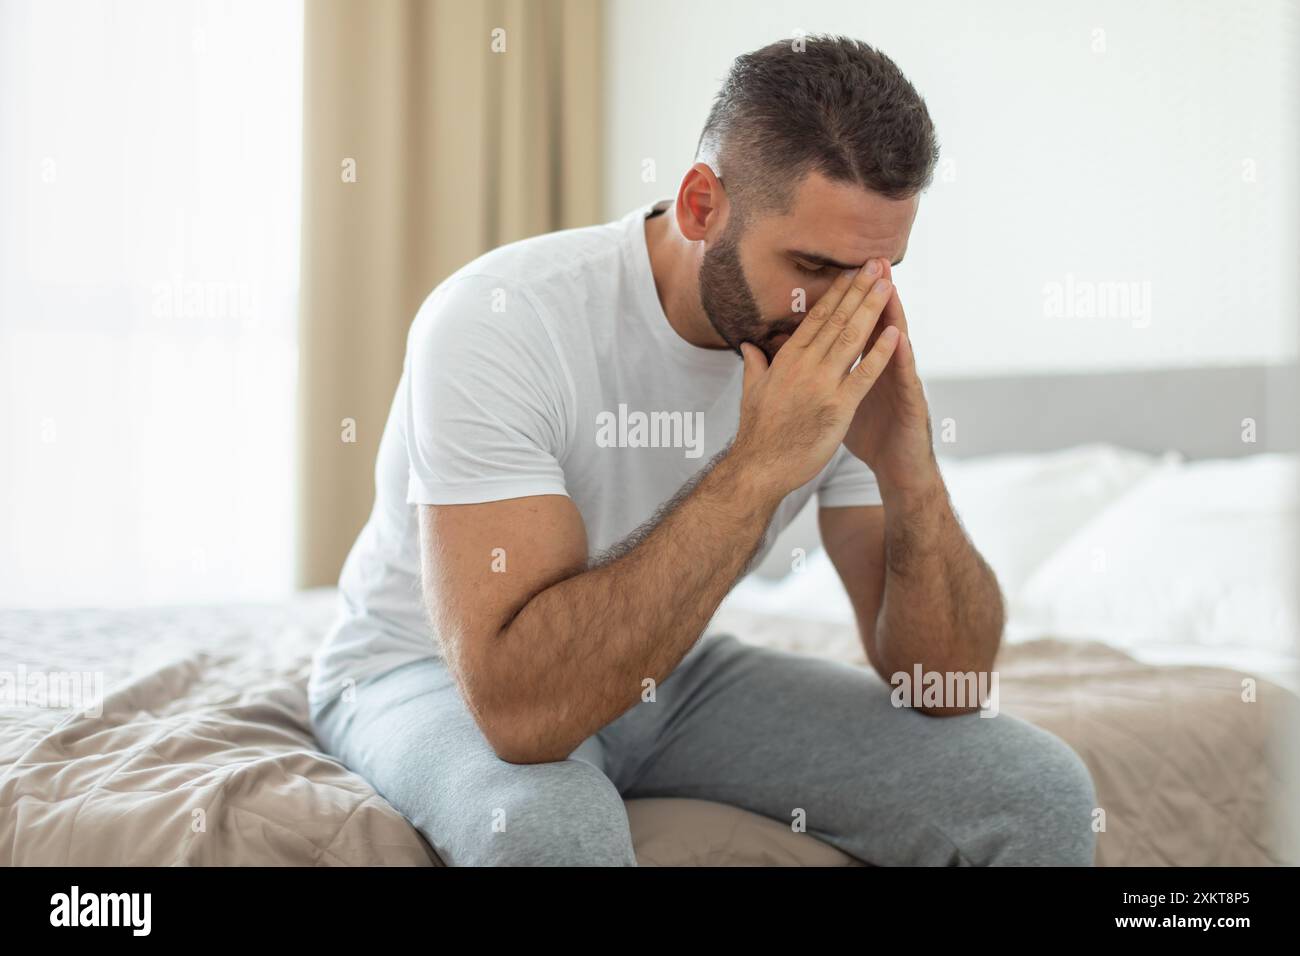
[434,757,638,866]
[970,721,1098,866]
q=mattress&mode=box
[2,590,1294,866]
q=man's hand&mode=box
[841,260,939,498]
[733,262,900,498]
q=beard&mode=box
[698,225,800,363]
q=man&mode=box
[308,35,1098,866]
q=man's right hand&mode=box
[732,258,900,498]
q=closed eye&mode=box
[793,260,826,277]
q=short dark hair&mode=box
[696,35,939,220]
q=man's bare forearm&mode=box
[875,476,1004,693]
[477,446,781,763]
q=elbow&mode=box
[460,676,542,765]
[916,702,983,719]
[484,723,575,766]
[457,648,568,766]
[480,713,564,765]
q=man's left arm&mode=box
[818,257,1004,715]
[819,483,1004,717]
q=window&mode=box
[0,0,304,606]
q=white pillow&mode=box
[733,547,855,624]
[1012,454,1299,653]
[938,443,1166,598]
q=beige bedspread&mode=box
[1,594,1294,866]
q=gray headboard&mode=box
[923,363,1298,459]
[750,362,1298,580]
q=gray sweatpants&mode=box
[310,631,1098,866]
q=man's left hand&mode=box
[841,260,939,498]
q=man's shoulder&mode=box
[407,205,650,370]
[407,222,611,357]
[443,210,634,296]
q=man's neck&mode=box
[644,202,728,351]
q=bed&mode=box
[2,365,1297,866]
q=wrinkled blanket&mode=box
[1,594,1293,865]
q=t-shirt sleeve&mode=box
[403,274,573,505]
[816,447,883,508]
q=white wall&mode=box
[605,0,1299,377]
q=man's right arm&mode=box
[420,264,897,764]
[419,447,780,765]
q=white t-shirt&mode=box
[307,200,882,715]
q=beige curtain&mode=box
[296,0,603,587]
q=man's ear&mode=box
[675,162,728,242]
